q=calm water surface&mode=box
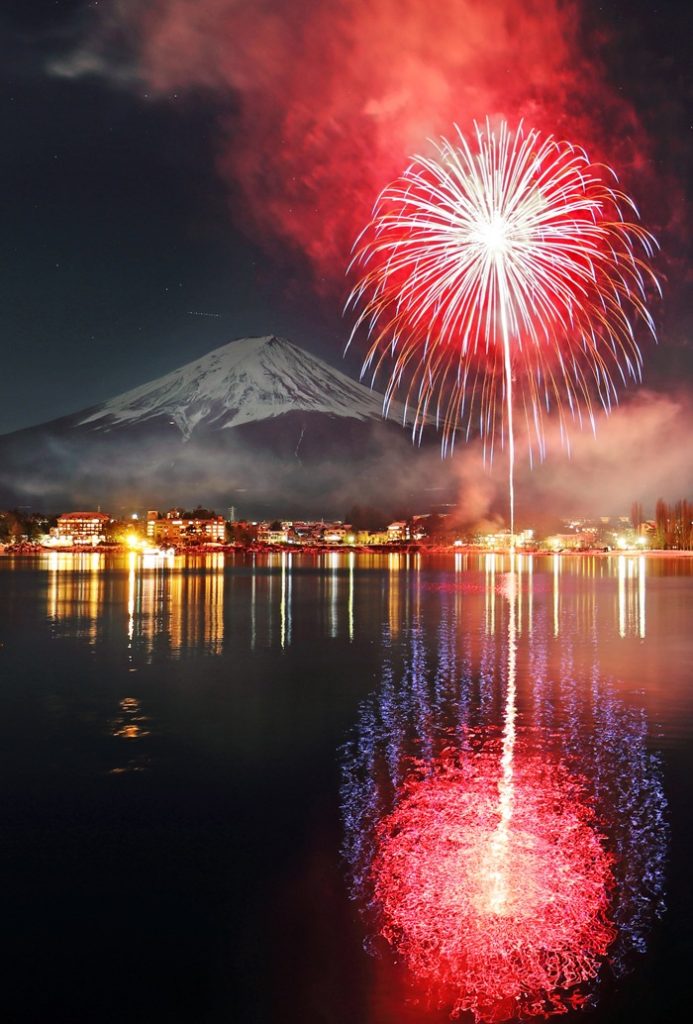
[0,551,691,1023]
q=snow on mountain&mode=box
[78,335,399,438]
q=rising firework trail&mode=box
[346,120,659,538]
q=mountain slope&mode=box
[76,335,399,439]
[0,335,449,513]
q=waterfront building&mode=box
[146,510,226,544]
[387,521,409,542]
[257,523,291,544]
[53,511,110,545]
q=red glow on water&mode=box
[371,749,615,1021]
[422,576,549,598]
[423,581,489,596]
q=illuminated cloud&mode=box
[51,0,659,283]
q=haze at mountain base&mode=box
[0,337,689,521]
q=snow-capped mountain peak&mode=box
[78,335,396,438]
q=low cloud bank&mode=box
[0,391,689,524]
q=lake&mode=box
[0,551,691,1023]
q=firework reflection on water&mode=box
[340,566,667,1021]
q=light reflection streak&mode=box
[328,551,339,639]
[341,558,667,1022]
[250,556,257,651]
[412,554,421,626]
[42,548,651,660]
[527,606,666,970]
[280,552,292,649]
[515,553,523,637]
[617,554,646,639]
[484,564,517,915]
[348,551,355,642]
[45,551,229,658]
[639,555,646,639]
[131,556,224,658]
[388,554,401,639]
[47,551,104,643]
[618,554,627,638]
[484,553,496,635]
[127,552,136,646]
[552,553,560,637]
[267,562,275,647]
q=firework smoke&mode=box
[51,0,660,282]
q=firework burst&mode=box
[346,120,660,535]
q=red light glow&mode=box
[371,747,615,1021]
[71,0,675,282]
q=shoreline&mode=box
[1,544,691,559]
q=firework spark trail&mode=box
[346,120,659,536]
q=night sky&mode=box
[1,0,691,436]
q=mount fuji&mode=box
[76,335,401,439]
[0,336,449,514]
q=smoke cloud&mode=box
[52,0,661,285]
[445,390,693,527]
[512,389,693,520]
[1,391,689,524]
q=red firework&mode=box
[371,749,615,1022]
[347,121,659,536]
